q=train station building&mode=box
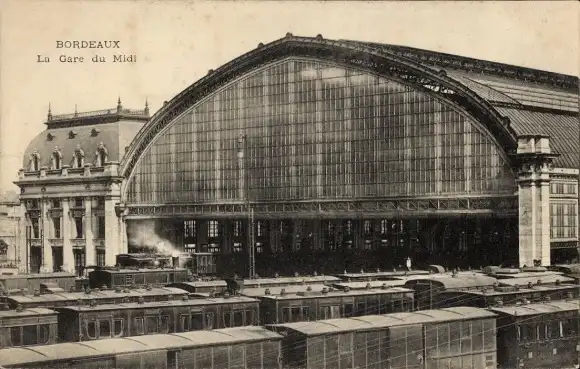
[18,34,580,276]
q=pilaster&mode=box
[41,198,53,272]
[19,203,28,273]
[84,197,95,266]
[514,135,558,267]
[104,197,119,266]
[62,198,73,272]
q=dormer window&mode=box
[74,145,85,168]
[95,142,108,167]
[29,151,40,172]
[52,147,63,170]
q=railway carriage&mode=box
[335,269,430,282]
[491,299,580,369]
[89,267,190,289]
[0,326,283,369]
[56,295,260,342]
[227,275,340,293]
[0,307,58,348]
[0,286,189,309]
[168,280,228,295]
[269,306,497,369]
[258,285,414,325]
[0,273,76,295]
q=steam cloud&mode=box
[127,220,181,258]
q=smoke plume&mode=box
[127,220,181,258]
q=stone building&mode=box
[15,99,149,275]
[0,191,22,270]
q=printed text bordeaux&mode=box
[36,40,135,63]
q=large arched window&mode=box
[95,143,108,167]
[73,145,85,168]
[126,58,515,204]
[29,151,40,172]
[51,147,63,170]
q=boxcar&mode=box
[56,295,260,342]
[258,285,414,325]
[403,273,498,310]
[0,307,58,348]
[227,275,340,293]
[335,269,430,282]
[491,299,580,369]
[0,273,76,294]
[1,286,189,309]
[168,280,228,295]
[0,326,283,369]
[269,306,497,369]
[89,267,190,289]
[438,283,580,308]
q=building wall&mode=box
[0,201,22,266]
[126,58,516,205]
[549,170,579,257]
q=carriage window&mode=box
[113,319,123,337]
[86,321,97,339]
[205,313,215,330]
[538,324,546,340]
[302,307,310,321]
[233,311,244,327]
[291,307,302,323]
[338,333,352,354]
[191,313,204,330]
[320,306,331,320]
[125,274,134,285]
[223,312,232,328]
[343,304,354,317]
[523,324,535,342]
[146,316,159,334]
[516,326,521,341]
[563,318,577,336]
[38,324,50,344]
[160,316,170,333]
[9,327,21,346]
[99,319,111,338]
[331,306,340,319]
[180,314,190,331]
[356,302,366,316]
[167,351,179,369]
[549,320,560,339]
[246,310,255,325]
[282,308,290,323]
[134,317,144,335]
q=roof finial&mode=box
[144,97,149,116]
[117,97,122,112]
[74,104,78,117]
[47,103,52,121]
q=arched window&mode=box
[52,147,63,170]
[29,151,40,172]
[95,142,108,167]
[74,145,85,168]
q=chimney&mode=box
[321,287,328,294]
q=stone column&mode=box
[516,135,555,267]
[62,198,73,273]
[84,198,95,267]
[41,198,53,272]
[104,197,119,266]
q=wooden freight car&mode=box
[257,285,414,324]
[1,286,189,309]
[0,273,76,294]
[438,282,580,308]
[0,326,283,369]
[56,295,260,342]
[491,299,580,369]
[269,306,498,369]
[403,272,498,310]
[88,267,190,289]
[0,307,58,348]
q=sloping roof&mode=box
[497,275,575,286]
[271,307,496,336]
[22,119,145,170]
[404,274,498,289]
[489,300,580,317]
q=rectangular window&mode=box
[52,217,61,238]
[134,317,144,335]
[550,203,578,239]
[233,221,242,237]
[74,197,84,208]
[73,250,85,277]
[180,314,190,331]
[74,217,84,239]
[191,313,204,330]
[31,218,40,239]
[233,242,243,253]
[51,199,61,208]
[96,251,105,267]
[99,319,111,338]
[23,326,38,345]
[233,310,244,327]
[96,216,106,239]
[113,319,123,337]
[10,327,22,346]
[223,312,232,328]
[205,312,214,330]
[38,324,49,344]
[184,220,196,238]
[86,321,97,339]
[160,316,170,333]
[146,316,159,334]
[282,307,290,323]
[208,220,219,238]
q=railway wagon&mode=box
[0,307,58,348]
[0,326,283,369]
[438,282,580,308]
[258,285,414,325]
[0,286,189,309]
[168,280,228,295]
[56,295,260,342]
[403,273,498,310]
[269,306,497,369]
[331,280,408,290]
[491,299,580,369]
[0,273,76,295]
[89,267,190,289]
[335,269,430,282]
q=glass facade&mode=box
[127,58,515,204]
[550,203,578,239]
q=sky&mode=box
[0,0,578,193]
